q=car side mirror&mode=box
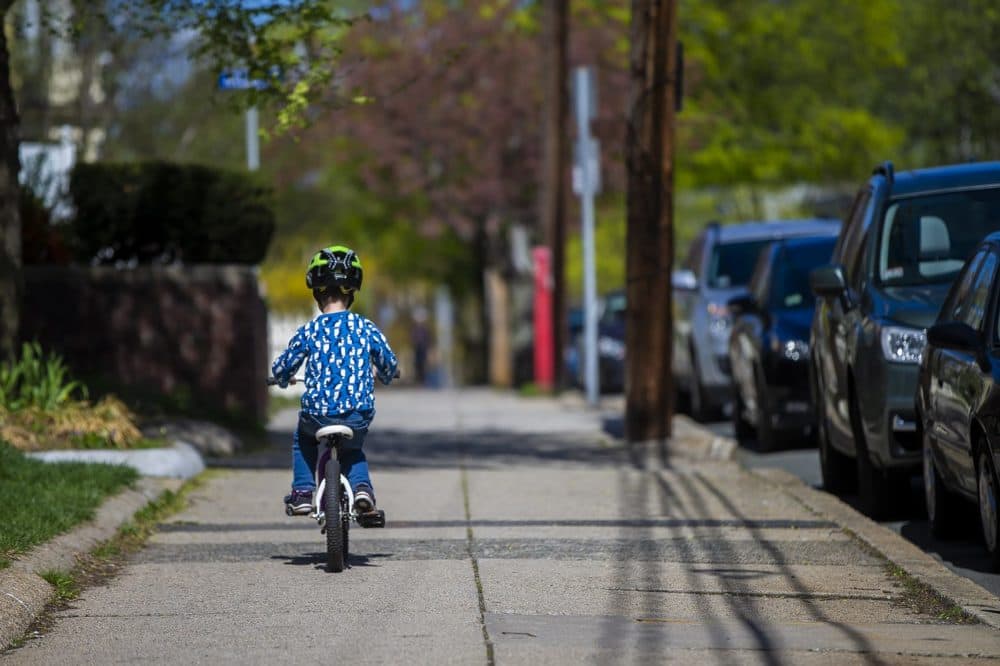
[927,321,979,352]
[727,293,756,316]
[810,264,847,299]
[672,269,697,292]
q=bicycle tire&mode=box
[324,459,345,572]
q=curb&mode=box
[675,419,1000,631]
[26,442,205,479]
[0,477,183,651]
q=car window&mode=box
[959,251,998,331]
[877,187,1000,287]
[940,250,986,322]
[707,239,771,289]
[600,291,626,326]
[770,237,837,310]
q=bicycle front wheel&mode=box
[324,459,345,572]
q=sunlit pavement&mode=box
[704,417,1000,598]
[6,388,1000,664]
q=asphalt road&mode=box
[701,419,1000,598]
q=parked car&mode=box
[917,231,1000,569]
[570,290,626,393]
[673,218,840,421]
[810,160,1000,519]
[728,233,839,450]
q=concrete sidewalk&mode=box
[5,388,1000,664]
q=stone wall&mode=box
[21,265,268,423]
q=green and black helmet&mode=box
[305,245,363,294]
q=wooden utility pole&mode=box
[624,0,678,441]
[540,0,569,389]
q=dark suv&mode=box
[809,160,1000,518]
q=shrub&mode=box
[69,161,275,265]
[0,342,85,411]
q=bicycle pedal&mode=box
[358,509,386,528]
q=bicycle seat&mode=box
[316,425,354,440]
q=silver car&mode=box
[673,219,841,420]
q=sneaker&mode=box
[354,487,375,513]
[284,490,313,515]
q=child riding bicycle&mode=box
[271,246,398,516]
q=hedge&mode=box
[69,161,275,265]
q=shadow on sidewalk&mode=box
[211,427,624,471]
[595,440,885,664]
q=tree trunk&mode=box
[624,0,678,442]
[540,0,569,390]
[0,3,22,360]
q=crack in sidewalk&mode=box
[460,450,495,666]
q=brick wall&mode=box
[21,265,268,423]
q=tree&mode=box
[624,0,678,442]
[0,0,354,358]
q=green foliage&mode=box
[677,0,906,187]
[0,441,138,566]
[69,161,275,265]
[0,342,85,412]
[40,570,81,602]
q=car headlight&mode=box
[597,336,625,361]
[780,339,809,362]
[880,326,926,364]
[707,302,730,339]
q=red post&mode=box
[533,246,554,391]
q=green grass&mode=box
[0,441,139,569]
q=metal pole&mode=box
[574,67,599,407]
[246,106,260,171]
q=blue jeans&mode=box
[292,412,373,498]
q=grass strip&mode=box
[0,441,138,569]
[8,472,215,650]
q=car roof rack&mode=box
[872,160,894,185]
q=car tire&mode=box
[924,427,960,539]
[817,391,855,494]
[732,386,755,446]
[977,448,1000,571]
[755,370,777,452]
[688,350,712,422]
[851,391,898,520]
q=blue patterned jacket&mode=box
[271,311,398,423]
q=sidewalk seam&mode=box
[460,457,495,666]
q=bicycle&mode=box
[268,377,387,572]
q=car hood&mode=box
[877,283,952,329]
[773,308,814,342]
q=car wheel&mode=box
[754,370,777,452]
[851,390,897,520]
[688,348,714,422]
[977,448,1000,571]
[924,427,960,539]
[817,390,855,494]
[732,386,754,446]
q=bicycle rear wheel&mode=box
[324,459,345,572]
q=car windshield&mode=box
[601,292,626,325]
[770,238,836,310]
[707,240,771,289]
[878,187,1000,286]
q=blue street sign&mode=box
[218,68,269,91]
